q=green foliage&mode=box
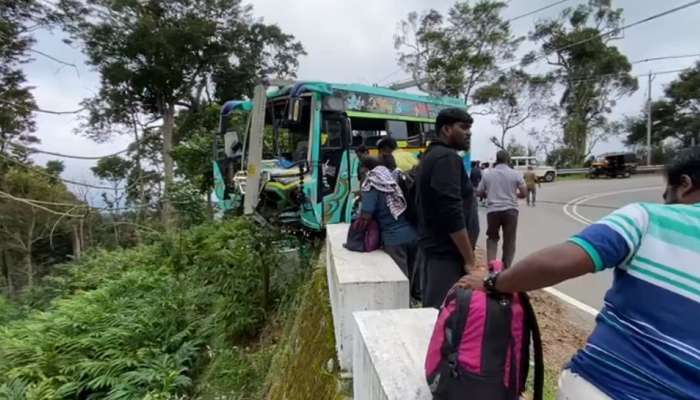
[0,0,41,160]
[177,219,279,339]
[171,105,220,196]
[0,269,201,399]
[626,62,700,152]
[527,0,637,164]
[91,156,132,186]
[195,346,275,399]
[18,246,161,310]
[0,217,297,399]
[166,182,209,228]
[43,160,65,184]
[395,1,522,100]
[0,167,79,293]
[546,147,580,169]
[92,155,132,215]
[0,295,22,325]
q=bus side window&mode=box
[386,120,408,140]
[421,122,436,140]
[407,121,423,147]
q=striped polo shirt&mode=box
[567,202,700,400]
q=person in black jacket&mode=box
[470,161,482,188]
[415,108,476,308]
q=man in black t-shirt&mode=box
[415,108,476,308]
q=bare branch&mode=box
[30,49,80,77]
[0,98,85,115]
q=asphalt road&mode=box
[476,174,665,311]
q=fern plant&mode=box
[0,217,288,399]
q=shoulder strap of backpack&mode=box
[445,287,471,375]
[520,292,544,400]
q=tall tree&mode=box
[472,70,552,149]
[91,156,132,244]
[394,0,522,101]
[668,61,700,120]
[625,62,700,153]
[171,104,220,195]
[58,0,305,224]
[0,0,42,172]
[526,0,637,165]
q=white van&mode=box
[510,156,557,182]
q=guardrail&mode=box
[556,165,664,176]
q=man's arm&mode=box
[457,203,647,292]
[357,190,378,228]
[515,173,527,199]
[450,230,475,273]
[476,175,486,197]
[497,243,594,292]
[456,242,594,291]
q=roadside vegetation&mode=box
[0,218,317,399]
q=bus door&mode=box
[318,112,352,224]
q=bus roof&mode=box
[221,81,466,120]
[268,81,465,107]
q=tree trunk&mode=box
[25,214,35,289]
[131,113,147,224]
[79,216,87,250]
[161,103,176,226]
[1,249,13,298]
[112,212,120,246]
[72,225,82,261]
[206,191,214,220]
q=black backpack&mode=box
[396,167,418,226]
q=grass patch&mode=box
[264,251,345,400]
[554,173,587,181]
[525,365,560,400]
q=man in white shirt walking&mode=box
[477,150,527,268]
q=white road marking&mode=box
[542,287,600,317]
[550,186,664,316]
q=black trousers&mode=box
[417,249,465,309]
[384,242,417,281]
[486,209,519,268]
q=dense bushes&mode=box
[0,218,309,399]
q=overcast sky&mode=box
[24,0,700,194]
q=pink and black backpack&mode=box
[425,261,544,400]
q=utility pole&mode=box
[646,72,654,166]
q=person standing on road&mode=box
[523,165,541,206]
[470,161,482,189]
[414,108,476,308]
[478,162,489,207]
[457,146,700,400]
[477,150,527,268]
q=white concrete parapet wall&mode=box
[352,308,438,400]
[326,223,410,373]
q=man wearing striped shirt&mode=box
[458,146,700,399]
